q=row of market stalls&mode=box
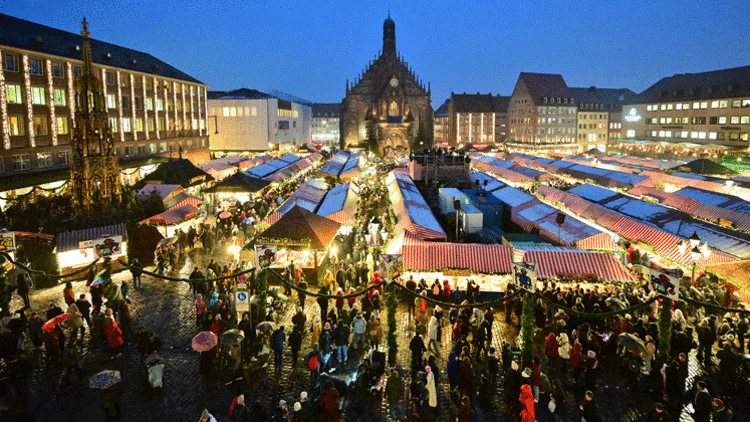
[508,153,649,188]
[470,154,554,186]
[385,228,635,295]
[198,154,272,181]
[318,150,367,182]
[386,171,447,240]
[263,178,360,227]
[245,153,322,183]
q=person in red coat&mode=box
[442,280,452,302]
[105,317,123,357]
[319,380,340,421]
[347,288,357,308]
[570,339,584,384]
[519,384,536,422]
[210,314,223,337]
[335,289,345,314]
[369,271,383,298]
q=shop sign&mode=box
[556,272,596,281]
[255,244,277,269]
[443,268,472,277]
[718,218,734,228]
[379,254,403,284]
[648,268,680,300]
[79,235,123,257]
[512,261,537,292]
[624,108,642,122]
[0,231,15,251]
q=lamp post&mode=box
[690,246,701,283]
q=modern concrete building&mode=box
[621,65,750,150]
[447,93,509,148]
[207,88,311,153]
[0,14,210,193]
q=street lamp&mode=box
[690,246,701,283]
[689,231,701,248]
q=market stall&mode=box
[56,224,127,274]
[252,205,341,283]
[138,202,205,238]
[316,182,359,226]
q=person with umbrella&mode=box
[46,301,63,321]
[89,370,122,420]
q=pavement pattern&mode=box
[3,250,746,421]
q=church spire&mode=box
[383,11,395,56]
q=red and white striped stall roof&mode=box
[520,249,635,283]
[57,224,127,253]
[401,230,512,273]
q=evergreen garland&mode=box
[386,282,399,365]
[521,292,535,364]
[256,269,268,322]
[0,255,10,317]
[657,298,672,359]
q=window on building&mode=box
[741,133,749,142]
[109,117,118,132]
[37,152,53,168]
[3,53,19,72]
[12,154,30,171]
[710,132,718,140]
[137,145,147,155]
[711,100,720,109]
[720,100,728,108]
[121,96,130,109]
[159,142,167,152]
[33,116,48,135]
[158,118,165,131]
[692,102,700,110]
[690,131,698,139]
[710,116,718,125]
[700,102,708,109]
[731,116,740,125]
[30,87,46,105]
[135,118,144,132]
[124,145,135,157]
[681,131,688,138]
[660,104,666,111]
[135,97,143,110]
[53,89,66,106]
[56,116,69,134]
[191,118,197,130]
[741,116,749,125]
[145,98,153,111]
[28,57,43,75]
[148,118,155,131]
[237,107,243,117]
[155,98,163,111]
[719,116,727,124]
[9,115,24,136]
[698,132,707,139]
[105,71,115,85]
[6,84,22,104]
[106,94,116,109]
[222,107,230,117]
[122,118,132,132]
[667,104,673,110]
[72,66,81,80]
[230,107,237,117]
[58,150,70,165]
[730,132,740,141]
[51,62,63,78]
[742,99,750,107]
[149,143,157,154]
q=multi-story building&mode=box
[569,87,637,152]
[0,14,210,193]
[207,88,311,153]
[447,93,509,148]
[621,65,750,150]
[311,103,340,148]
[433,99,449,147]
[507,72,578,154]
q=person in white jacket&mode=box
[199,408,217,422]
[425,365,437,411]
[428,316,439,355]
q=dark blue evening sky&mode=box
[4,0,750,107]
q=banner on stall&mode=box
[255,244,277,269]
[379,254,404,284]
[512,261,537,292]
[0,231,15,251]
[80,236,123,257]
[648,268,680,300]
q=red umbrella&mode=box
[191,331,218,352]
[42,313,71,332]
[218,211,232,219]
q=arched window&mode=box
[388,101,399,116]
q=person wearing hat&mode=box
[299,391,314,419]
[713,398,732,422]
[199,408,217,422]
[291,401,309,422]
[229,394,249,422]
[693,380,712,422]
[272,400,289,421]
[647,402,670,422]
[579,390,602,422]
